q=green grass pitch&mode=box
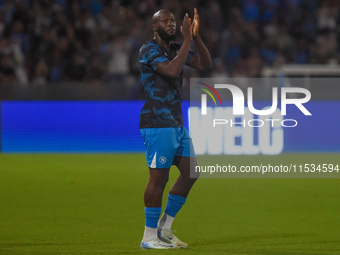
[0,153,340,255]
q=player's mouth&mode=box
[167,28,175,33]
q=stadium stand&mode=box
[0,0,340,100]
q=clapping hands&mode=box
[181,8,200,41]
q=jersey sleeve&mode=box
[139,43,168,71]
[185,50,198,66]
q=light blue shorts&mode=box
[140,126,195,169]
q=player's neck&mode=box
[154,35,171,50]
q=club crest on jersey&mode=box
[159,156,167,164]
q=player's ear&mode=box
[152,23,157,32]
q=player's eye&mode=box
[162,19,175,24]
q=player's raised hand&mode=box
[181,13,193,41]
[192,8,200,37]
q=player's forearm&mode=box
[165,39,191,77]
[193,35,212,70]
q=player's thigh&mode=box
[174,127,199,178]
[174,156,199,180]
[140,128,180,169]
[174,126,196,159]
[148,167,170,187]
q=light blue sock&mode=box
[144,207,162,228]
[164,194,186,217]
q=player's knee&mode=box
[191,170,200,180]
[181,173,198,186]
[159,176,169,189]
[150,175,169,189]
[189,175,198,186]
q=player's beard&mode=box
[157,29,176,42]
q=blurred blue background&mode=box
[1,100,339,153]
